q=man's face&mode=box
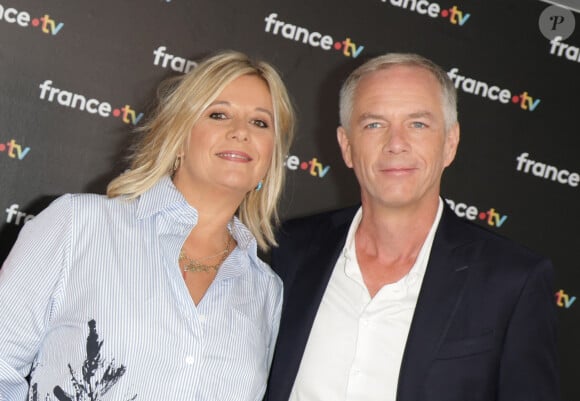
[337,65,459,212]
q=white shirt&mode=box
[0,176,282,401]
[289,200,444,401]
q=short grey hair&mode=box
[339,53,457,131]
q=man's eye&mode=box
[365,122,381,129]
[252,119,269,129]
[411,121,427,128]
[209,112,227,120]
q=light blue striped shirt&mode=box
[0,176,283,401]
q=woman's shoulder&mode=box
[31,193,138,230]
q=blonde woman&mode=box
[0,50,295,401]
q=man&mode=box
[266,53,559,401]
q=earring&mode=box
[172,156,181,175]
[255,180,263,191]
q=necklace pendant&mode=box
[179,234,233,274]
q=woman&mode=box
[0,50,295,401]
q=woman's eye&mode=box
[209,112,227,120]
[252,119,269,129]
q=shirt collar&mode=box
[135,175,256,251]
[136,175,194,220]
[407,198,444,284]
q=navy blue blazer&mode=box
[266,205,560,401]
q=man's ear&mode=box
[337,126,353,168]
[444,122,460,168]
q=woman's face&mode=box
[173,74,275,202]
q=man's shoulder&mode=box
[279,205,359,234]
[440,206,550,267]
[272,205,357,258]
[271,206,358,279]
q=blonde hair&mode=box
[339,53,458,131]
[107,50,295,251]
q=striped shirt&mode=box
[0,175,283,401]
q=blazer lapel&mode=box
[397,208,484,401]
[268,208,355,401]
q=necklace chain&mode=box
[180,235,232,273]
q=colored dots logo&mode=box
[112,105,144,125]
[285,155,331,178]
[29,15,64,35]
[511,92,540,111]
[441,6,470,26]
[333,38,364,58]
[0,139,31,160]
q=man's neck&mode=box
[356,198,441,259]
[353,198,441,297]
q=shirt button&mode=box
[185,355,195,365]
[199,315,206,323]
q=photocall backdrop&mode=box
[0,0,578,399]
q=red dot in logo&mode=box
[441,9,449,17]
[511,95,520,104]
[300,162,309,170]
[31,18,40,27]
[478,212,487,220]
[0,143,5,152]
[112,109,121,117]
[334,42,342,50]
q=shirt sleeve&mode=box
[0,195,72,399]
[267,274,283,369]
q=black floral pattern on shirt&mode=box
[30,319,137,401]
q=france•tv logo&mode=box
[0,4,64,35]
[39,80,144,126]
[264,13,364,59]
[382,1,471,26]
[5,204,35,226]
[445,198,508,228]
[447,68,541,112]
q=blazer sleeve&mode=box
[498,257,560,401]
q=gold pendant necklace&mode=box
[180,235,232,273]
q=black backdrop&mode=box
[1,1,578,399]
